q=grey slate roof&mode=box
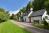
[31,9,45,17]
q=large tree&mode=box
[26,1,33,11]
[44,0,49,15]
[33,0,49,14]
[33,0,46,11]
[20,7,26,13]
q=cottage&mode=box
[29,9,48,23]
[23,11,30,22]
[23,8,33,22]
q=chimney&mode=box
[28,8,33,17]
[30,8,33,11]
[30,8,33,13]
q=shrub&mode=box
[43,18,49,29]
[43,18,48,26]
[0,8,9,22]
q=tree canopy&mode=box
[26,1,33,11]
[33,0,46,11]
[44,0,49,14]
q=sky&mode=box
[0,0,30,14]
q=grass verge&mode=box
[0,20,31,33]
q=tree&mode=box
[20,7,26,13]
[33,0,49,14]
[10,14,15,19]
[0,8,9,22]
[43,18,48,29]
[26,1,33,11]
[33,0,46,11]
[44,0,49,15]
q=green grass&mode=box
[32,23,49,30]
[0,20,31,33]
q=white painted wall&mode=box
[31,17,33,22]
[31,16,42,22]
[23,16,29,22]
[19,17,21,21]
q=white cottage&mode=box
[23,11,31,22]
[23,9,49,23]
[29,9,49,23]
[23,8,33,22]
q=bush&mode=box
[43,18,48,26]
[43,18,49,29]
[0,8,9,22]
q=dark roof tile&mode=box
[31,9,45,17]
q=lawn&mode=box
[0,20,31,33]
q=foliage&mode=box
[15,13,20,21]
[15,7,26,21]
[10,14,15,19]
[0,8,9,22]
[43,19,48,26]
[43,19,49,29]
[33,0,49,14]
[20,7,26,13]
[26,1,33,11]
[44,0,49,14]
[43,18,48,28]
[16,1,33,21]
[33,0,45,11]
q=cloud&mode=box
[28,0,30,1]
[28,0,34,2]
[9,9,20,16]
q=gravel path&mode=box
[11,20,49,33]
